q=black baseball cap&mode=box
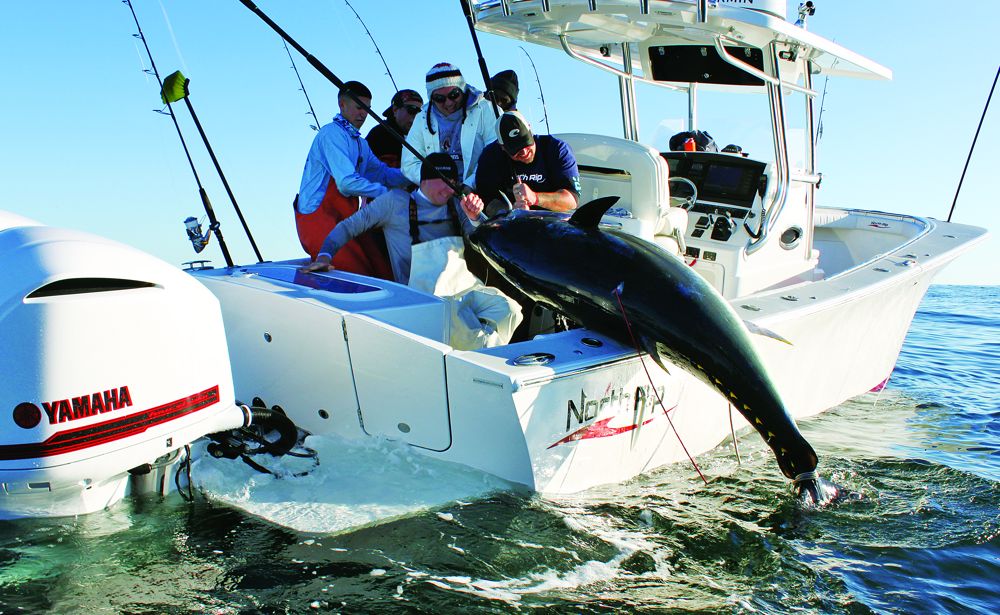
[383,89,423,116]
[496,110,533,156]
[420,152,459,183]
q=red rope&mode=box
[612,286,708,485]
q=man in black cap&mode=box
[466,110,580,216]
[300,153,522,348]
[366,88,424,168]
[294,80,409,279]
[485,69,518,112]
[301,153,477,283]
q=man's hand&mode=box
[512,178,536,210]
[460,192,485,220]
[299,254,334,273]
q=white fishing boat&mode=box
[188,0,987,497]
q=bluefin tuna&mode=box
[469,197,839,505]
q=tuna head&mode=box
[469,198,835,503]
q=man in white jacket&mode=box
[401,63,497,189]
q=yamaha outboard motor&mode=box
[0,211,248,519]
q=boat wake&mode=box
[192,434,514,534]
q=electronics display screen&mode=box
[703,165,748,198]
[663,153,766,209]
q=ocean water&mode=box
[1,285,997,614]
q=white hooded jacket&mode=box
[401,86,497,188]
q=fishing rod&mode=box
[458,0,500,118]
[519,46,550,133]
[123,0,234,268]
[814,74,829,144]
[161,71,264,263]
[237,0,471,198]
[343,0,398,92]
[948,64,998,223]
[282,40,322,131]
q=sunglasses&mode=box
[431,88,463,104]
[402,104,421,116]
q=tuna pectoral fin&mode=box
[743,320,793,346]
[638,335,671,376]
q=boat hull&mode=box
[193,209,984,494]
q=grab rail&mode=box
[746,41,791,255]
[713,36,817,98]
[558,35,683,92]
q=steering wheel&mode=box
[667,176,698,210]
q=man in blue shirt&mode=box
[294,80,410,278]
[471,110,581,215]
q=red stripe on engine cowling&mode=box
[0,385,220,461]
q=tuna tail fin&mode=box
[794,472,843,507]
[744,320,793,346]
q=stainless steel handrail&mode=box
[558,35,683,91]
[746,41,791,255]
[790,172,822,185]
[713,36,817,98]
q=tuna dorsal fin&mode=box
[568,196,621,228]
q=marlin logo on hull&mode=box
[42,386,133,425]
[470,198,839,504]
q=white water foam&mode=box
[192,434,513,534]
[395,498,671,605]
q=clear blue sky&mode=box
[1,1,995,284]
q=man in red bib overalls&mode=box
[294,80,411,279]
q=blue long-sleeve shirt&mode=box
[297,115,409,215]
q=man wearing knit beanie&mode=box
[425,62,466,99]
[401,62,496,190]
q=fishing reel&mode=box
[183,216,216,253]
[795,2,816,28]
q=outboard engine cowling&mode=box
[0,212,246,519]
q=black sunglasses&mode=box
[431,88,463,104]
[402,104,421,116]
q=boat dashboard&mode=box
[660,151,767,220]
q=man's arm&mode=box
[521,138,580,212]
[319,126,392,199]
[360,138,410,190]
[301,194,396,272]
[516,180,578,212]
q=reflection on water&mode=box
[1,287,998,613]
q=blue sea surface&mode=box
[1,285,997,613]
